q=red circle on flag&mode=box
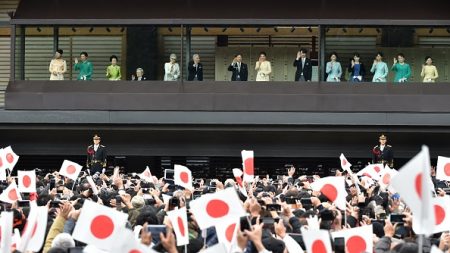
[244,158,254,175]
[31,222,38,237]
[129,250,142,253]
[346,235,366,253]
[321,184,338,202]
[382,173,391,185]
[0,157,3,167]
[8,189,18,201]
[180,171,189,184]
[177,216,185,237]
[206,199,229,218]
[6,153,14,164]
[311,239,327,253]
[415,173,422,199]
[66,165,76,174]
[342,159,347,166]
[23,175,32,188]
[444,163,450,176]
[374,166,381,173]
[362,173,372,178]
[90,215,114,239]
[225,223,237,242]
[435,204,446,225]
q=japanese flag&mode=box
[215,217,239,250]
[174,164,193,190]
[232,168,247,197]
[190,187,245,229]
[310,176,347,210]
[59,160,83,181]
[0,165,6,181]
[339,153,352,173]
[17,170,36,193]
[391,145,435,234]
[436,156,450,181]
[202,243,228,253]
[242,150,254,182]
[0,146,19,172]
[0,181,22,203]
[72,200,128,251]
[429,196,450,234]
[332,225,373,253]
[0,211,13,253]
[301,228,333,253]
[431,245,444,253]
[21,205,48,252]
[357,164,383,180]
[139,166,153,182]
[117,226,153,253]
[167,207,189,246]
[86,176,99,195]
[378,166,398,190]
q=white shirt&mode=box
[94,144,99,152]
[164,62,180,81]
[380,144,385,151]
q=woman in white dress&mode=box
[255,52,272,81]
[164,54,180,81]
[49,49,67,80]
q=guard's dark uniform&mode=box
[372,144,394,168]
[86,144,107,174]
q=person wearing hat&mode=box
[49,49,67,80]
[86,134,107,175]
[164,53,180,81]
[372,134,394,168]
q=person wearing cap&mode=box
[372,134,394,168]
[164,53,180,81]
[49,49,67,80]
[86,134,107,175]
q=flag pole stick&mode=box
[418,234,423,253]
[184,244,187,253]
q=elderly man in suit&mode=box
[228,54,248,81]
[293,48,312,82]
[188,54,203,81]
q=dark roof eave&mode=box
[9,18,450,26]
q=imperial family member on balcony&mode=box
[164,54,180,81]
[49,49,67,80]
[228,54,248,81]
[74,52,93,81]
[325,52,342,82]
[106,55,121,81]
[348,53,366,82]
[293,48,312,82]
[187,54,203,81]
[391,53,411,83]
[371,52,389,82]
[421,56,439,83]
[255,52,271,81]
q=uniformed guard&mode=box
[371,134,394,168]
[86,134,107,175]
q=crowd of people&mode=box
[48,49,440,83]
[1,141,450,253]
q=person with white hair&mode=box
[164,53,180,81]
[50,233,76,249]
[131,68,147,81]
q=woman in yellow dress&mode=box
[421,56,438,83]
[255,52,272,81]
[48,49,67,80]
[106,55,122,81]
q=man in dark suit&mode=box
[187,54,203,81]
[372,134,394,168]
[293,48,312,82]
[86,134,107,175]
[227,54,248,81]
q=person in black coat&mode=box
[187,54,203,81]
[372,134,394,168]
[348,53,366,82]
[293,48,312,82]
[86,134,107,175]
[227,54,248,81]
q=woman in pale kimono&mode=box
[255,52,272,81]
[49,49,67,80]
